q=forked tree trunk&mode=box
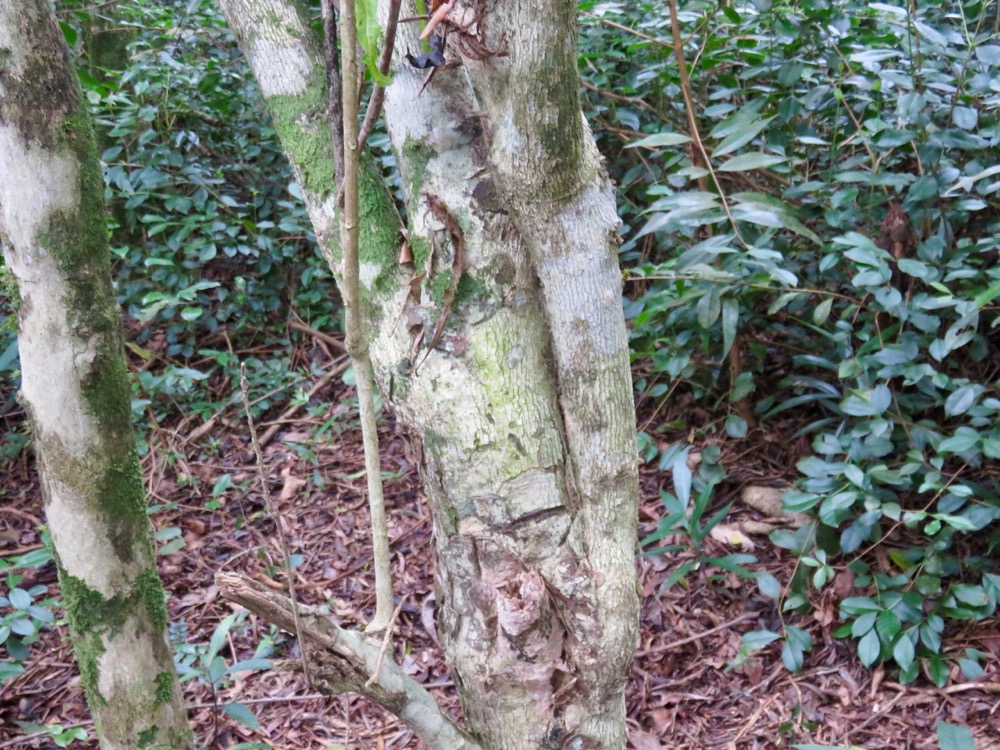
[216,1,640,747]
[0,4,192,749]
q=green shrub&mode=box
[584,0,1000,683]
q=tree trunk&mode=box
[216,1,640,747]
[0,4,192,749]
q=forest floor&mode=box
[1,364,999,750]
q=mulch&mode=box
[1,358,998,750]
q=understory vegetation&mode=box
[1,0,998,727]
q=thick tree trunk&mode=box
[216,1,639,747]
[0,4,192,749]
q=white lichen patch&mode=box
[45,475,140,597]
[359,259,381,290]
[0,126,99,456]
[0,7,26,74]
[241,1,313,97]
[97,612,164,697]
[250,41,312,97]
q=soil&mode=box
[1,360,998,750]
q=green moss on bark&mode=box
[357,153,403,300]
[401,138,434,197]
[137,726,159,749]
[137,567,169,631]
[265,67,336,201]
[154,671,175,706]
[59,564,171,709]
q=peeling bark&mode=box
[0,3,192,749]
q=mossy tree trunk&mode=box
[0,4,192,749]
[216,1,640,747]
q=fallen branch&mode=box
[215,572,482,750]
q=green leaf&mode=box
[670,449,692,506]
[857,628,881,667]
[756,574,781,600]
[741,629,781,649]
[713,116,776,157]
[840,384,892,417]
[927,655,948,688]
[944,164,1000,195]
[8,588,31,610]
[628,132,692,148]
[875,610,901,641]
[851,612,876,637]
[951,584,987,607]
[952,107,978,131]
[226,658,273,675]
[356,0,390,86]
[781,625,812,672]
[896,258,930,279]
[724,414,748,438]
[936,722,977,750]
[718,153,787,172]
[944,384,981,416]
[937,428,980,454]
[812,298,833,325]
[696,286,722,329]
[721,298,739,358]
[892,632,915,670]
[977,44,1000,66]
[222,702,261,731]
[208,612,239,662]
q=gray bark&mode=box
[216,1,640,747]
[0,3,192,749]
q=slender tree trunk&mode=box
[216,1,639,747]
[0,4,192,749]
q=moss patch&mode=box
[154,671,175,706]
[357,153,404,300]
[402,138,435,198]
[137,726,159,749]
[265,66,336,201]
[138,567,169,632]
[0,5,79,151]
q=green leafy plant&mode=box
[642,444,780,595]
[172,611,275,736]
[0,539,57,683]
[52,0,342,424]
[11,722,88,748]
[587,0,1000,684]
[791,720,977,750]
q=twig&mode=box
[580,12,671,49]
[288,319,347,352]
[240,364,312,687]
[666,0,747,247]
[337,0,395,633]
[365,597,405,688]
[358,0,401,151]
[579,78,663,117]
[215,572,483,750]
[0,722,93,749]
[322,0,345,192]
[416,194,464,371]
[643,612,758,654]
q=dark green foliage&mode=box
[585,0,1000,683]
[67,0,338,421]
